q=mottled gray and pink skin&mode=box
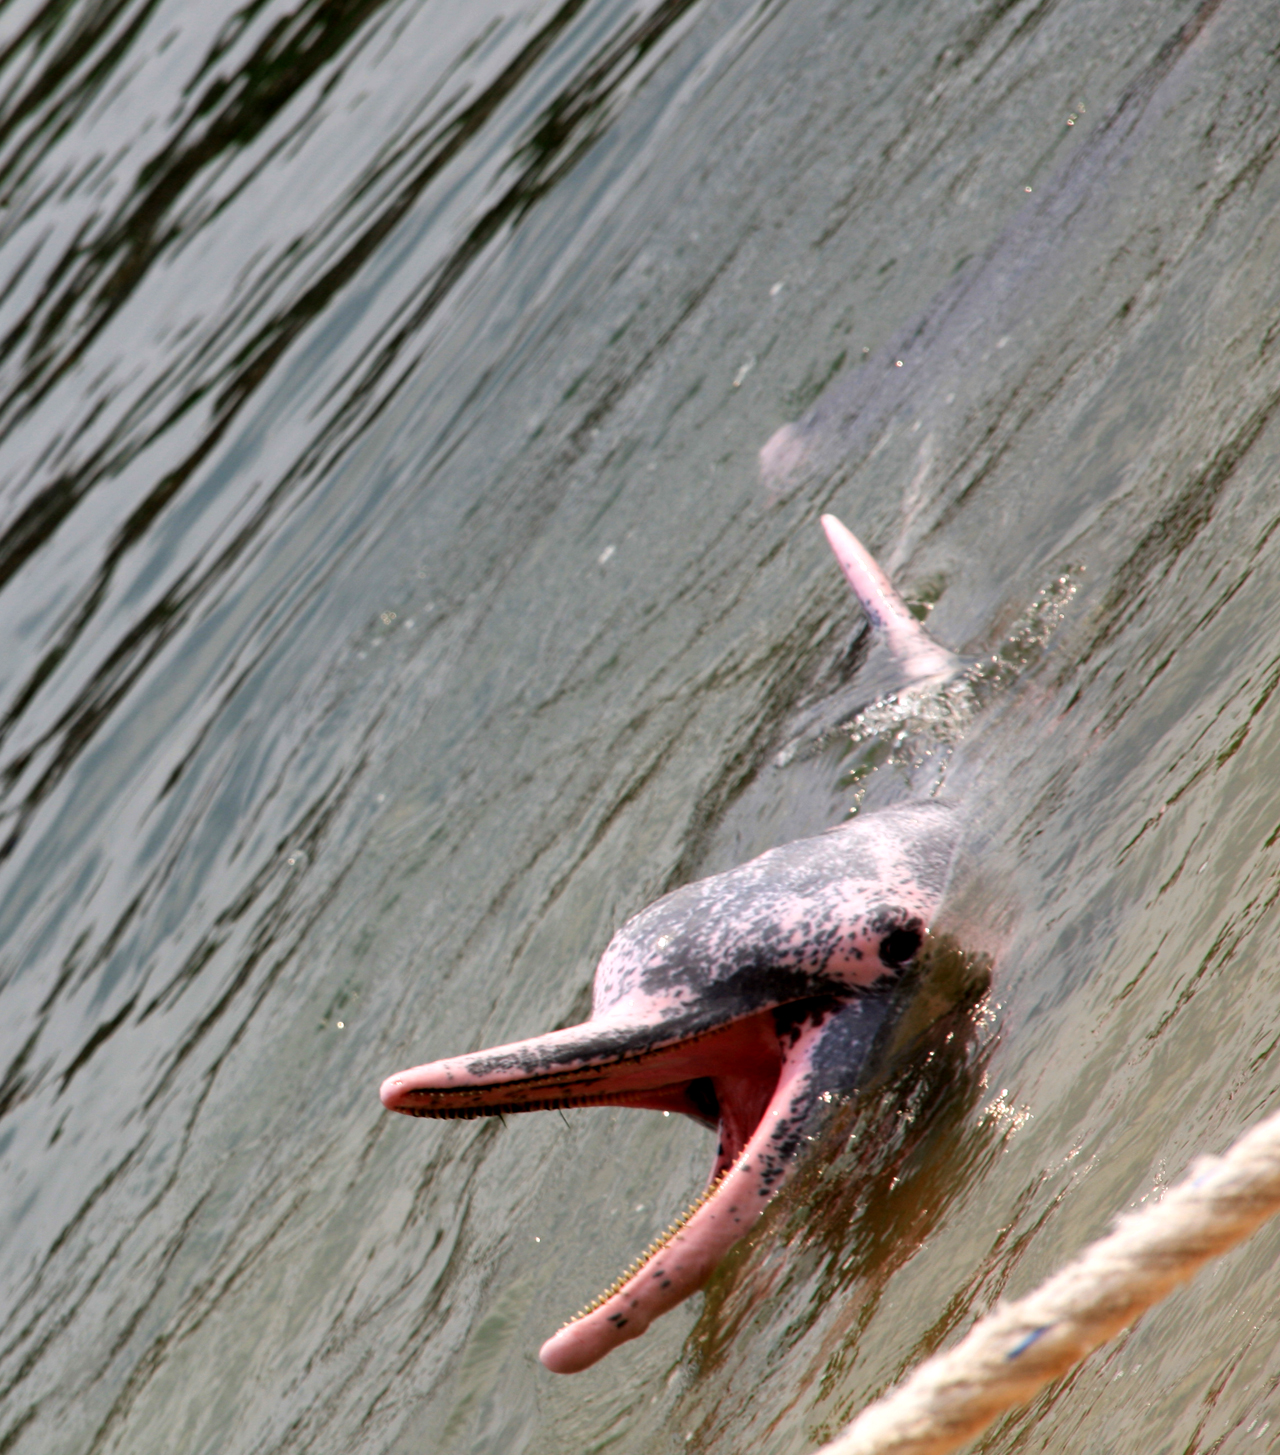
[380,515,964,1373]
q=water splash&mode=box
[831,565,1083,805]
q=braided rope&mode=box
[815,1105,1280,1455]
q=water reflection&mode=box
[0,0,705,850]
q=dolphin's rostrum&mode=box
[380,514,970,1373]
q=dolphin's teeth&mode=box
[394,1090,642,1121]
[557,1169,734,1330]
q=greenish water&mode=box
[0,0,1278,1451]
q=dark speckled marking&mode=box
[737,992,903,1207]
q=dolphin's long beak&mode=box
[381,990,895,1371]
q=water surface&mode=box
[1,0,1279,1452]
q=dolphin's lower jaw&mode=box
[537,1020,825,1373]
[381,993,896,1372]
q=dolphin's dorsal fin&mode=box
[821,514,960,683]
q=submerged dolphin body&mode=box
[380,515,969,1373]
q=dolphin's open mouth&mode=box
[380,990,894,1371]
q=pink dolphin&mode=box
[380,515,965,1373]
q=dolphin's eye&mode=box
[879,925,922,967]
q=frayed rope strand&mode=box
[814,1104,1280,1455]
